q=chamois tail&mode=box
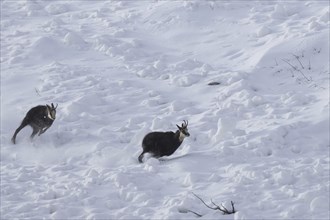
[11,119,29,144]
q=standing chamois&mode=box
[138,120,190,163]
[11,103,58,144]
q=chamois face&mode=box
[177,120,190,139]
[46,103,57,120]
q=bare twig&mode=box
[282,59,311,82]
[192,193,236,215]
[35,88,41,97]
[181,208,203,217]
[231,201,236,213]
[291,53,304,69]
[299,69,311,82]
[281,58,298,71]
[193,192,217,210]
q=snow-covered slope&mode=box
[1,1,329,219]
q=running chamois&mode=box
[11,103,58,144]
[138,120,190,163]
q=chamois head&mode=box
[176,120,190,139]
[46,103,58,120]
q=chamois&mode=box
[138,120,190,163]
[11,103,58,144]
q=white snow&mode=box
[1,1,329,219]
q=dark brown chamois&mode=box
[138,120,190,163]
[11,103,58,144]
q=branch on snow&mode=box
[281,58,311,82]
[183,193,236,217]
[35,88,42,97]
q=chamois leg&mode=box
[30,127,39,140]
[38,126,49,136]
[138,151,146,163]
[11,120,28,144]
